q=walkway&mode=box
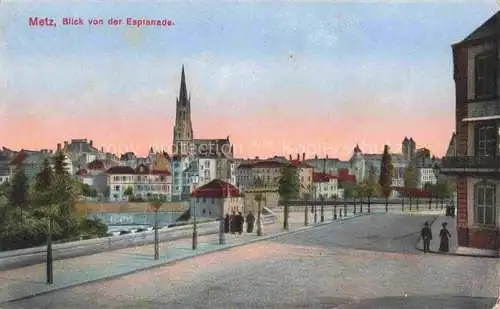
[2,213,497,309]
[0,212,350,304]
[0,207,441,304]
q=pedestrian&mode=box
[224,214,230,233]
[230,211,236,234]
[237,212,244,234]
[246,211,255,233]
[439,222,451,252]
[420,221,432,253]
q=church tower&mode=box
[172,65,194,156]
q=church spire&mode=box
[179,65,188,106]
[173,65,194,156]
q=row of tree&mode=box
[276,145,454,226]
[0,151,107,251]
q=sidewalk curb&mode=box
[414,216,498,259]
[1,213,369,304]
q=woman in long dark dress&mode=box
[439,222,451,252]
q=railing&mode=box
[440,156,500,170]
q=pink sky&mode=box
[0,110,453,161]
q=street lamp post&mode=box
[219,180,230,245]
[152,202,161,260]
[314,191,318,224]
[191,182,198,250]
[320,195,325,222]
[46,213,53,284]
[304,199,309,226]
[256,191,263,236]
[432,163,441,211]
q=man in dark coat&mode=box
[246,211,255,233]
[420,221,432,253]
[224,214,230,233]
[230,211,236,234]
[237,212,244,234]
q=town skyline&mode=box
[1,2,498,160]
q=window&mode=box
[114,185,120,191]
[475,122,497,157]
[474,181,496,226]
[475,53,496,99]
[211,198,215,204]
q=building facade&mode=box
[107,164,172,202]
[312,172,343,199]
[190,179,244,219]
[350,144,408,189]
[441,11,500,252]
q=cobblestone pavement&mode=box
[2,213,497,309]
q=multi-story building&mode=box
[312,172,343,199]
[106,164,172,202]
[9,146,73,180]
[288,154,314,194]
[0,147,17,183]
[236,160,288,192]
[75,159,109,196]
[190,179,244,218]
[350,144,408,189]
[440,11,500,252]
[305,155,351,175]
[416,164,438,189]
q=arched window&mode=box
[474,181,496,226]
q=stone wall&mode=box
[75,201,189,214]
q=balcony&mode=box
[440,156,500,174]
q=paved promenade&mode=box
[0,206,443,304]
[0,210,360,304]
[2,213,496,309]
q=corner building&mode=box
[441,11,500,252]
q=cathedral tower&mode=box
[172,65,194,156]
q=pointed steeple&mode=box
[179,65,188,106]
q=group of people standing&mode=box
[420,221,451,253]
[223,211,257,234]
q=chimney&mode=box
[296,153,299,160]
[101,147,104,152]
[89,140,93,147]
[315,154,318,159]
[302,153,305,161]
[64,141,68,147]
[289,154,292,160]
[57,143,61,151]
[326,154,329,159]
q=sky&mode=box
[0,1,498,160]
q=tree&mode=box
[340,181,356,199]
[367,165,378,188]
[379,145,394,212]
[403,166,417,189]
[302,190,311,226]
[123,186,133,200]
[53,151,69,176]
[9,166,29,211]
[150,199,162,260]
[0,180,10,198]
[34,158,55,208]
[278,165,300,230]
